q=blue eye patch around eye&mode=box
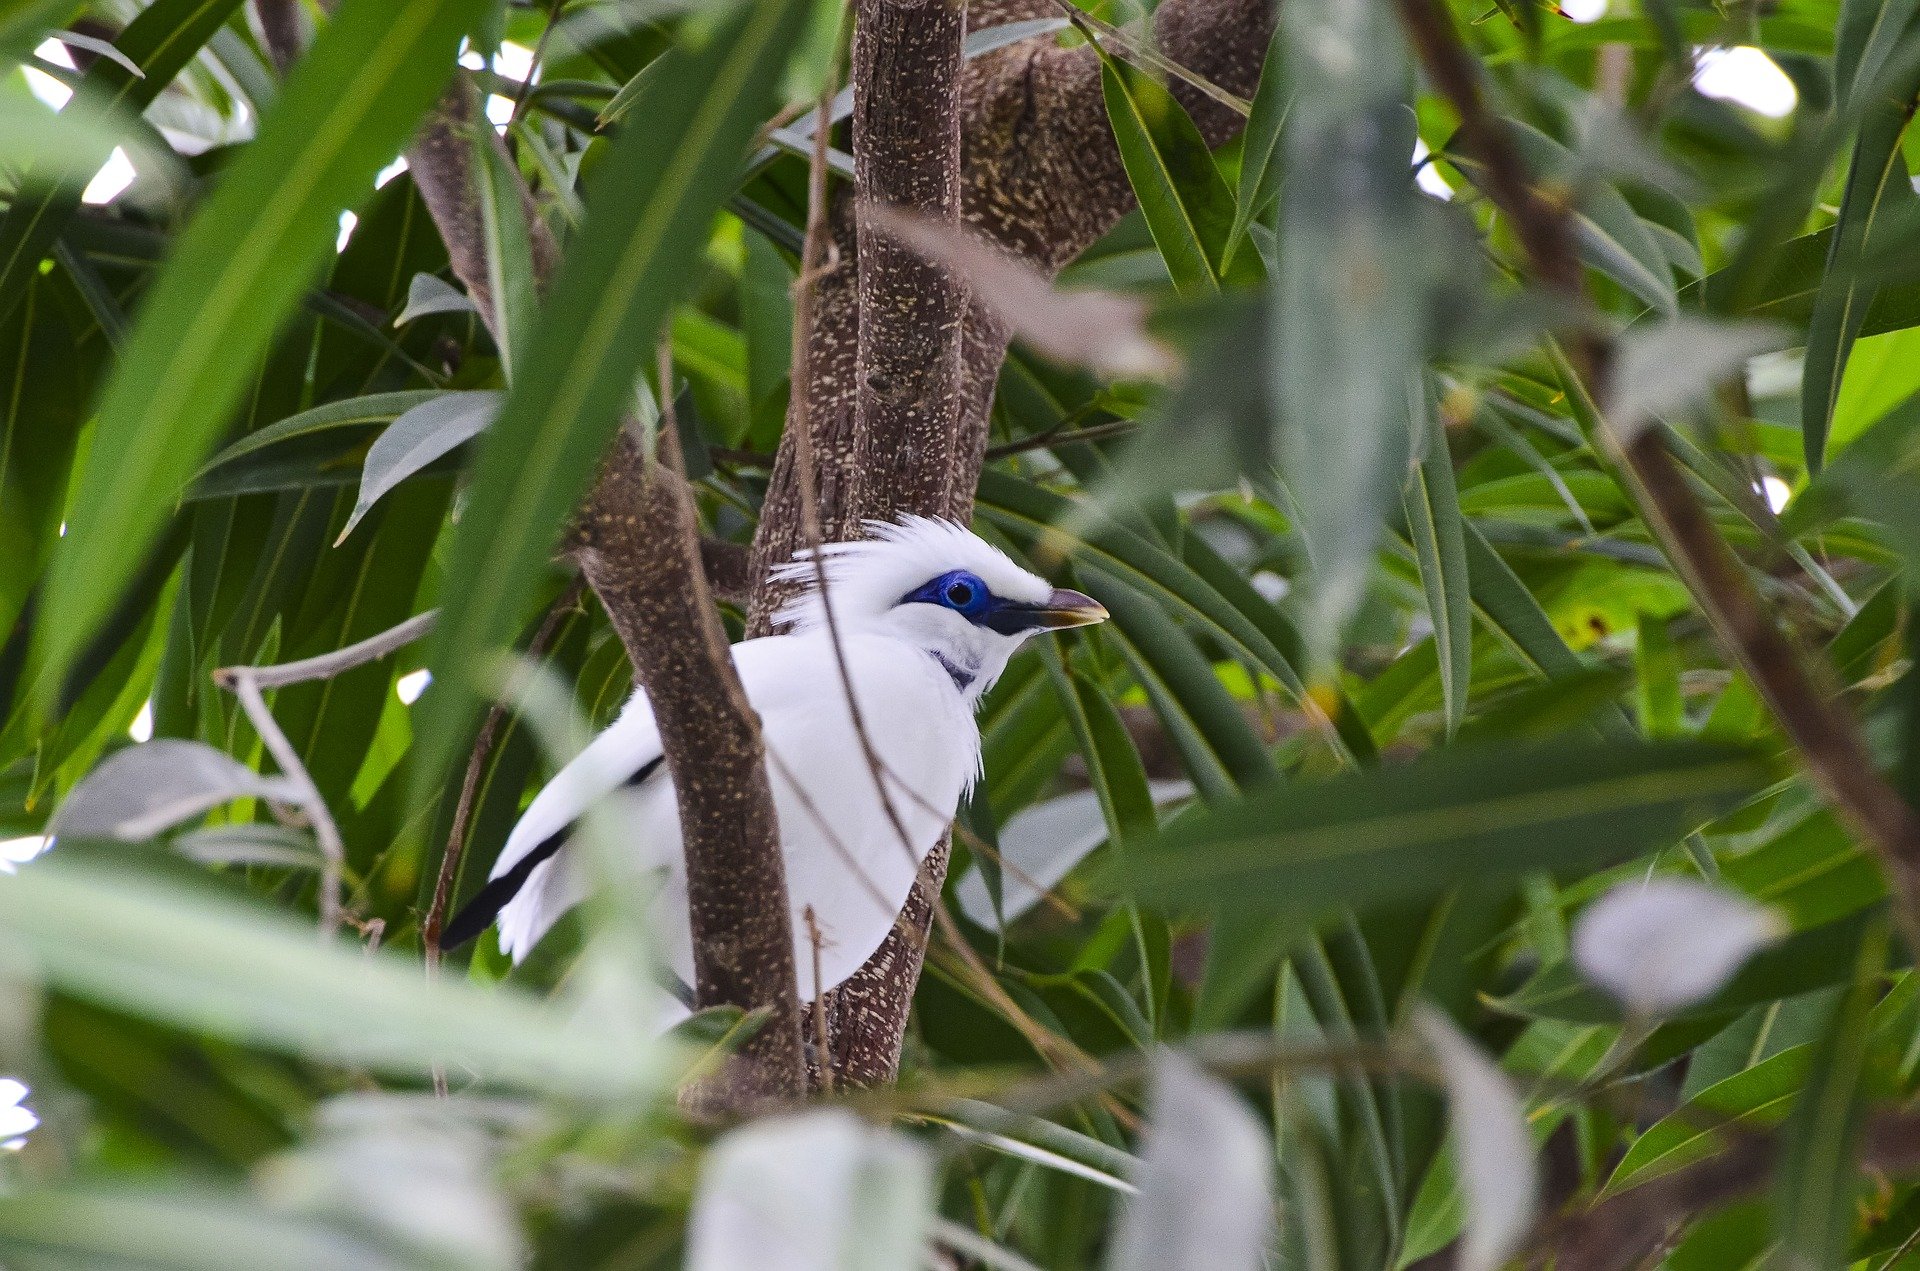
[902,569,993,618]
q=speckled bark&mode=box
[750,0,1277,1087]
[406,79,805,1105]
[853,0,969,520]
[577,434,805,1108]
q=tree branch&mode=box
[404,75,804,1106]
[751,0,1275,1087]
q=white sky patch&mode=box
[396,669,431,705]
[0,837,48,875]
[0,1078,37,1149]
[485,41,539,131]
[1560,0,1607,21]
[1694,47,1798,119]
[31,42,136,205]
[129,700,153,743]
[375,156,410,189]
[336,210,358,254]
[22,63,72,110]
[1412,137,1452,201]
[81,148,135,205]
[1758,475,1792,514]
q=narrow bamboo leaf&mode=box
[1126,739,1768,914]
[1226,17,1287,264]
[978,471,1358,761]
[1636,610,1684,737]
[192,392,444,486]
[396,273,476,325]
[1095,47,1252,293]
[1275,0,1431,673]
[1608,1044,1812,1194]
[1803,23,1920,472]
[1771,920,1887,1269]
[0,1187,407,1271]
[1404,393,1471,735]
[1042,631,1165,1032]
[1087,572,1277,798]
[337,391,501,544]
[1109,1056,1274,1271]
[0,0,249,320]
[34,0,487,702]
[474,132,537,376]
[0,854,668,1096]
[423,0,807,781]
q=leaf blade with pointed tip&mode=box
[420,0,810,786]
[1126,739,1769,916]
[337,392,501,544]
[33,0,489,703]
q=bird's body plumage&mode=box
[446,516,1106,1003]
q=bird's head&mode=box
[772,516,1108,695]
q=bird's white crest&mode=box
[771,515,1053,633]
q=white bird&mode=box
[444,516,1107,1001]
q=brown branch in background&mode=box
[405,74,805,1106]
[252,0,304,75]
[1394,0,1920,958]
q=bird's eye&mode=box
[944,580,975,607]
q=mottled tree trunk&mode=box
[406,80,805,1107]
[749,0,1276,1086]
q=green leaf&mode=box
[337,391,500,544]
[422,0,807,780]
[0,0,249,319]
[1095,46,1253,293]
[1404,392,1471,736]
[1226,17,1287,265]
[1275,0,1430,673]
[0,854,668,1096]
[1771,919,1887,1269]
[34,0,487,704]
[1608,1044,1811,1194]
[0,1186,411,1271]
[1636,612,1683,737]
[1801,30,1920,472]
[1126,739,1768,915]
[474,129,538,376]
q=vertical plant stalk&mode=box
[406,76,805,1105]
[1392,0,1920,1007]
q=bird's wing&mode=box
[441,693,667,956]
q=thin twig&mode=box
[217,611,437,689]
[983,421,1140,461]
[223,670,347,939]
[805,906,835,1094]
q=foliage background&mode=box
[3,0,1920,1267]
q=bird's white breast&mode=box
[657,631,976,999]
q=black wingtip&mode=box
[440,755,667,955]
[441,873,520,950]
